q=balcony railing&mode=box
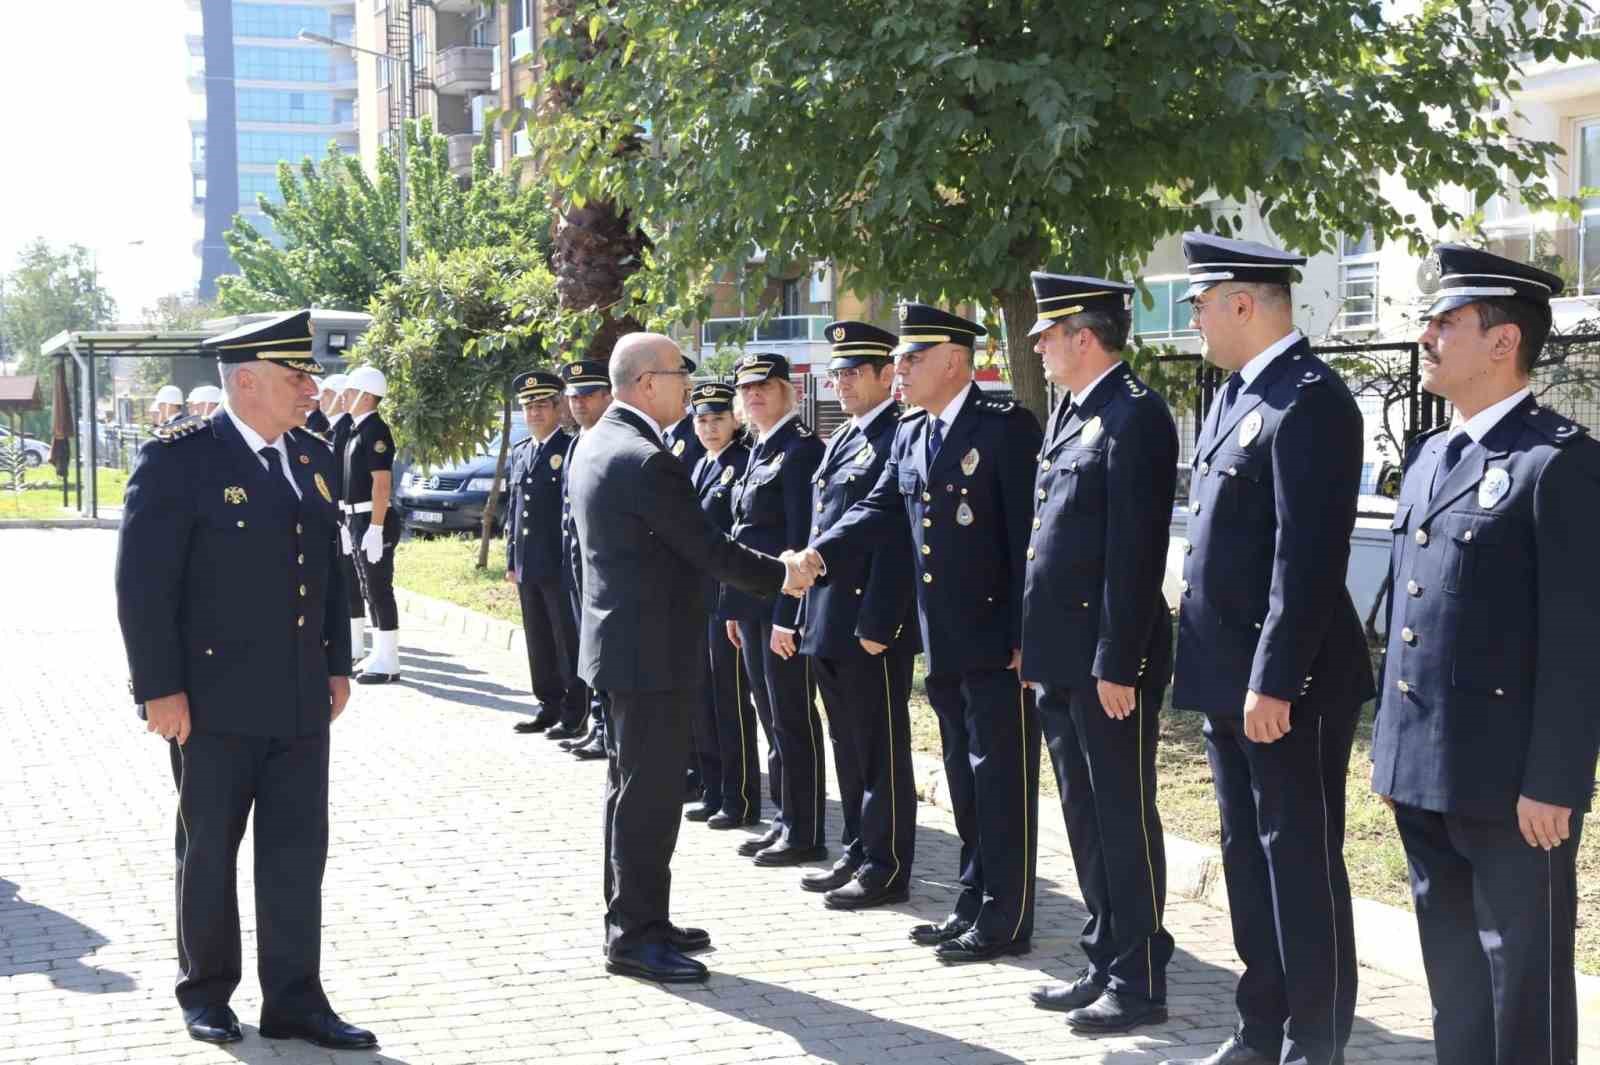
[701,315,832,348]
[448,133,480,175]
[434,45,494,94]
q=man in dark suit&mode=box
[568,332,815,984]
[1164,235,1374,1065]
[1374,245,1600,1065]
[796,321,919,910]
[115,310,374,1051]
[800,303,1044,963]
[1020,273,1178,1033]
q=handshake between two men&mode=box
[777,547,826,598]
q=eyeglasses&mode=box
[825,367,873,383]
[894,352,930,369]
[637,368,692,383]
[1189,289,1244,316]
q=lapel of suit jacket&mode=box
[1046,363,1127,459]
[608,406,667,454]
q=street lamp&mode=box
[298,29,409,269]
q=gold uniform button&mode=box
[1032,518,1041,530]
[297,616,305,628]
[1190,501,1201,514]
[1180,579,1191,593]
[816,502,823,512]
[1041,460,1051,471]
[922,518,932,528]
[921,545,931,555]
[922,491,931,503]
[1463,529,1474,542]
[923,573,933,584]
[236,520,245,528]
[1036,489,1046,501]
[812,524,820,535]
[1396,680,1410,694]
[1401,626,1415,644]
[1415,529,1428,546]
[296,523,303,534]
[1198,462,1209,475]
[1026,547,1035,560]
[1407,580,1421,597]
[299,585,307,597]
[297,553,304,565]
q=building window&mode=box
[413,30,429,77]
[237,89,333,123]
[1337,229,1379,333]
[1131,277,1196,339]
[232,4,331,39]
[780,278,802,317]
[237,131,336,166]
[234,45,332,83]
[238,171,286,206]
[193,175,207,204]
[192,131,207,162]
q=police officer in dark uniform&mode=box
[504,371,585,736]
[1018,273,1178,1031]
[1374,245,1600,1065]
[724,352,827,865]
[1164,235,1374,1065]
[555,359,612,761]
[114,309,374,1050]
[341,366,402,684]
[796,321,919,910]
[685,382,761,824]
[327,376,367,660]
[662,354,707,471]
[804,303,1044,962]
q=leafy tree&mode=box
[0,239,117,436]
[218,118,552,314]
[534,0,1600,419]
[350,241,567,565]
[129,293,221,394]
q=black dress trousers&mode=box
[700,617,760,820]
[169,733,331,1017]
[347,513,398,630]
[517,574,584,724]
[737,617,822,849]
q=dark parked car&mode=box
[396,426,530,537]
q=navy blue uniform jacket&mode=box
[722,416,824,628]
[812,387,1043,676]
[506,427,572,584]
[798,403,919,660]
[693,439,752,617]
[115,412,353,737]
[1173,340,1375,716]
[1022,364,1178,688]
[1375,397,1600,819]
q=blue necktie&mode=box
[1214,373,1243,429]
[258,447,296,503]
[926,417,945,467]
[1430,431,1469,499]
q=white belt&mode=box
[340,501,374,514]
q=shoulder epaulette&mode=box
[1124,375,1150,399]
[795,422,814,437]
[154,415,205,443]
[976,395,1016,413]
[899,407,928,422]
[1295,368,1327,388]
[1524,403,1589,446]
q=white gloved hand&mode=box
[361,524,384,563]
[339,525,353,555]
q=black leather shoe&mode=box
[823,877,910,910]
[737,825,782,857]
[667,924,711,952]
[934,928,1031,963]
[1159,1035,1276,1065]
[605,941,709,983]
[559,723,597,749]
[1030,968,1106,1012]
[1066,989,1168,1033]
[546,720,586,741]
[752,842,827,867]
[909,913,972,945]
[685,802,719,823]
[514,707,561,733]
[356,670,398,685]
[183,1004,242,1044]
[707,810,760,830]
[571,732,608,760]
[801,856,860,893]
[259,1009,377,1050]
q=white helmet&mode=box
[155,385,184,406]
[187,385,223,405]
[347,365,387,398]
[320,373,349,395]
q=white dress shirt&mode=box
[224,403,301,499]
[1237,329,1305,387]
[1453,387,1532,444]
[611,400,665,444]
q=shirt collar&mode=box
[757,409,801,445]
[933,381,975,429]
[1069,362,1122,409]
[850,396,897,430]
[532,424,560,445]
[223,401,282,455]
[1452,386,1532,444]
[352,409,376,429]
[1237,329,1304,387]
[611,399,664,444]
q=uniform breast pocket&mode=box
[1442,511,1507,596]
[1211,447,1270,518]
[200,497,261,536]
[1058,448,1106,513]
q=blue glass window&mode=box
[234,45,331,82]
[236,131,336,165]
[236,89,334,123]
[238,171,286,206]
[233,4,331,39]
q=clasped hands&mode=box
[778,547,826,598]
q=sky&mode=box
[0,3,200,324]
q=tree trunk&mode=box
[998,286,1049,424]
[552,199,646,363]
[477,394,513,569]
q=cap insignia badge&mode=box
[314,473,332,503]
[960,448,981,476]
[832,326,846,342]
[956,501,975,526]
[1239,410,1264,447]
[223,486,248,505]
[1478,467,1510,509]
[897,304,909,323]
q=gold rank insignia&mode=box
[672,439,685,456]
[960,447,981,476]
[314,472,333,503]
[720,466,736,485]
[1081,416,1103,445]
[832,326,846,341]
[550,453,563,470]
[897,304,909,322]
[374,440,388,454]
[223,486,248,505]
[957,501,975,526]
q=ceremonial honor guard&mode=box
[1374,245,1600,1065]
[724,352,827,866]
[340,366,402,684]
[306,374,345,439]
[114,309,374,1050]
[504,371,586,736]
[807,303,1044,962]
[686,382,762,825]
[797,321,919,910]
[1165,235,1373,1065]
[555,359,613,761]
[1019,273,1177,1031]
[188,385,222,419]
[327,375,366,658]
[154,384,186,427]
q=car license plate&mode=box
[415,510,444,524]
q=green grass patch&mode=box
[0,466,126,520]
[393,533,522,624]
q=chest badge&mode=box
[854,444,875,467]
[766,453,784,471]
[672,439,685,457]
[314,472,333,503]
[960,447,981,476]
[1081,417,1102,445]
[223,486,248,505]
[956,501,975,526]
[1478,467,1511,509]
[374,439,387,454]
[550,453,563,470]
[1238,410,1263,447]
[720,466,736,485]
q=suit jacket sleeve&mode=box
[1094,403,1178,685]
[1252,384,1363,701]
[813,443,908,570]
[1524,444,1600,809]
[1000,410,1045,652]
[854,511,915,645]
[115,444,194,703]
[639,451,787,598]
[773,442,822,628]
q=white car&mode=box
[0,426,48,467]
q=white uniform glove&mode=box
[339,525,353,555]
[361,524,384,563]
